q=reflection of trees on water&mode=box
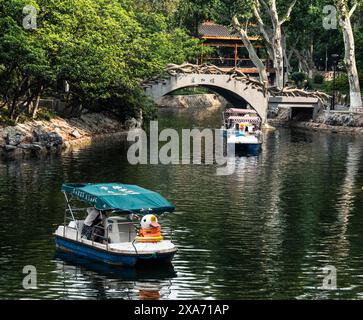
[147,125,363,299]
[333,142,361,259]
[2,105,363,299]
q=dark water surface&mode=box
[1,106,363,300]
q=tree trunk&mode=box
[31,95,41,119]
[282,36,291,83]
[340,12,362,110]
[308,42,315,78]
[252,0,297,90]
[272,23,284,89]
[14,94,35,123]
[232,16,269,92]
[293,49,316,76]
[31,85,43,119]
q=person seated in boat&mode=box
[238,123,246,136]
[242,123,250,135]
[82,207,105,241]
[92,214,107,243]
[255,129,262,141]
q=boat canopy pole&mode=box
[63,191,80,236]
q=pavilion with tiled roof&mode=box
[197,21,274,78]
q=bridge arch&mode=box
[144,73,268,123]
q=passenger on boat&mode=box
[255,129,262,140]
[82,207,105,241]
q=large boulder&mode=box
[324,113,357,127]
[4,144,17,151]
[70,129,82,139]
[18,143,44,151]
[6,132,25,146]
[125,117,142,130]
[32,126,63,148]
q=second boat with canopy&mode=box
[222,108,263,153]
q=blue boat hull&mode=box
[55,236,175,267]
[228,142,262,155]
[54,251,177,279]
[235,143,261,152]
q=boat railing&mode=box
[91,224,110,251]
[65,208,90,212]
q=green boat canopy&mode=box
[62,183,175,214]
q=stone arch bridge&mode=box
[142,64,269,123]
[142,64,331,124]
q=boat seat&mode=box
[68,220,85,231]
[117,223,137,242]
[107,219,137,243]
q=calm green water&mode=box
[1,106,363,300]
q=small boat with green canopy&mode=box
[54,183,177,267]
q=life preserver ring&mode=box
[135,227,164,243]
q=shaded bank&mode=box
[0,112,141,159]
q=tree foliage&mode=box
[2,0,363,122]
[0,0,203,123]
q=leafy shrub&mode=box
[0,114,16,126]
[304,79,314,90]
[291,72,307,87]
[313,73,324,84]
[324,73,349,95]
[35,108,57,121]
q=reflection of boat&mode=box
[222,108,263,153]
[55,251,175,300]
[54,251,177,281]
[54,183,178,267]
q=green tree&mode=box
[0,0,202,123]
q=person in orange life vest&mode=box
[139,214,161,237]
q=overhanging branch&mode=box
[280,0,297,25]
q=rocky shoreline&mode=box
[2,102,362,161]
[268,107,363,134]
[268,118,363,134]
[0,112,141,159]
